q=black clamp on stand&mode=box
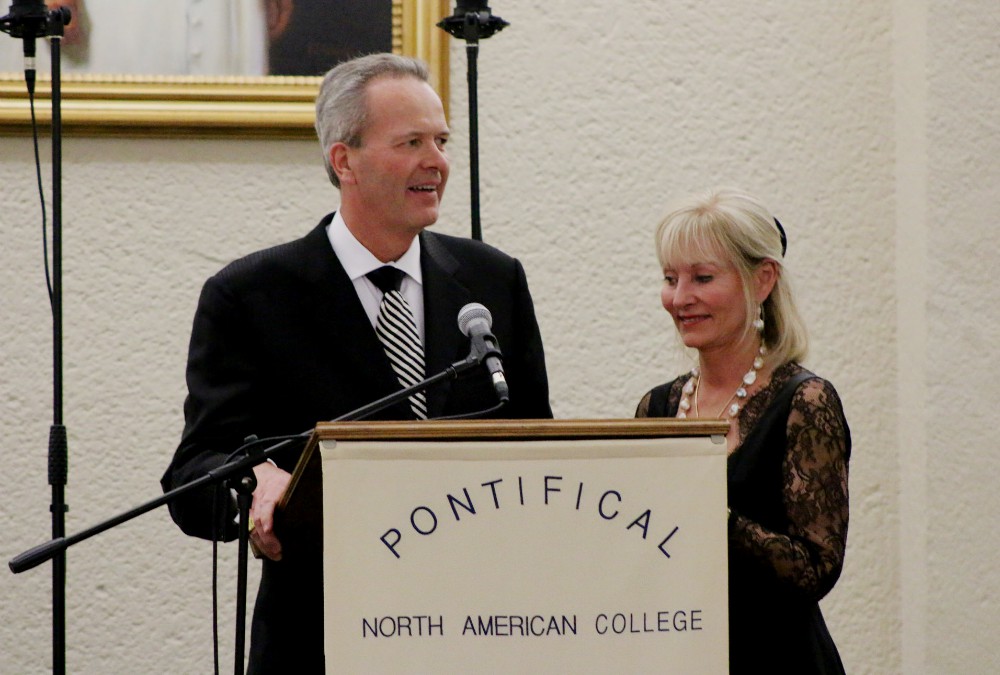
[437,1,508,243]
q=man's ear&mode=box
[330,143,355,185]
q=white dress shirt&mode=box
[326,211,425,345]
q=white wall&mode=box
[920,1,1000,672]
[1,1,997,673]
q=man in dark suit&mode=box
[161,53,551,673]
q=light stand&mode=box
[437,0,508,242]
[0,2,71,673]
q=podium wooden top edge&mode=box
[278,419,728,513]
[310,418,729,442]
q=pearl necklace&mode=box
[677,345,767,419]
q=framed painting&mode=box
[0,0,450,138]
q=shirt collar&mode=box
[327,211,423,285]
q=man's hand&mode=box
[249,461,291,561]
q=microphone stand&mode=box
[9,350,492,675]
[437,1,508,242]
[0,3,71,674]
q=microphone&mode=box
[22,29,36,92]
[457,302,509,403]
[0,0,52,95]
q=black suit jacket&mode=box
[161,214,551,673]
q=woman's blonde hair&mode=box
[654,187,808,366]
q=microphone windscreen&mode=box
[457,302,492,336]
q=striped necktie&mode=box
[366,266,427,420]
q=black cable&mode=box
[433,399,506,420]
[26,86,53,306]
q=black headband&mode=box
[774,217,787,256]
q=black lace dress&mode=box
[636,362,851,674]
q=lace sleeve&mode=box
[634,390,653,418]
[729,377,850,600]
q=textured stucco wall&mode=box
[0,1,996,673]
[922,2,1000,672]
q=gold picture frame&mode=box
[0,0,450,138]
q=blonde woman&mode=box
[636,188,850,674]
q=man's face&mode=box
[338,76,450,240]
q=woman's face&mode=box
[661,258,750,355]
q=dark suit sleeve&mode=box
[160,274,258,541]
[504,258,552,419]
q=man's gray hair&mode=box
[315,53,431,188]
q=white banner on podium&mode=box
[321,436,728,673]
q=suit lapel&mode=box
[298,216,411,419]
[420,232,473,419]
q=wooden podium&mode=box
[279,419,730,673]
